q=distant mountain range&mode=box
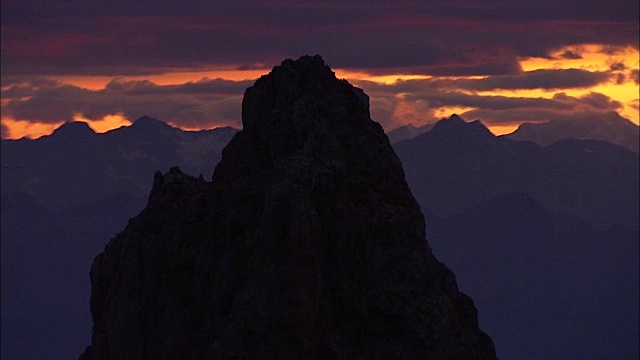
[386,123,433,143]
[392,115,639,358]
[505,112,639,153]
[1,113,638,359]
[387,112,639,154]
[393,114,639,231]
[1,118,235,359]
[1,116,236,207]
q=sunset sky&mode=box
[1,0,638,139]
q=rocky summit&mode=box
[80,55,496,359]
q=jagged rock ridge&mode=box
[80,55,496,359]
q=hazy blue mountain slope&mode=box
[394,115,639,231]
[425,193,639,359]
[505,113,639,153]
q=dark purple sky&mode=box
[1,0,638,138]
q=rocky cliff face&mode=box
[80,55,495,359]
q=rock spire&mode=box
[80,55,495,359]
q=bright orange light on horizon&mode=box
[519,44,638,72]
[51,69,271,90]
[518,44,639,125]
[2,44,638,139]
[73,113,133,133]
[486,124,520,136]
[53,69,431,90]
[334,70,432,85]
[2,117,64,140]
[1,114,133,140]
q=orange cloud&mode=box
[51,69,270,90]
[1,117,63,140]
[2,44,637,139]
[518,44,639,124]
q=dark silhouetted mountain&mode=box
[394,115,639,231]
[425,192,639,359]
[130,115,176,131]
[1,119,236,207]
[386,123,433,143]
[505,112,639,153]
[429,114,494,141]
[51,121,97,140]
[80,56,496,359]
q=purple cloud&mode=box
[1,122,11,139]
[2,1,638,76]
[1,78,248,128]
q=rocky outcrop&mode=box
[80,55,495,359]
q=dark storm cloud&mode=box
[564,92,622,110]
[3,68,626,131]
[630,70,639,85]
[478,69,611,90]
[354,68,613,93]
[457,92,624,125]
[558,50,583,59]
[404,92,574,112]
[610,62,626,71]
[354,73,625,126]
[103,78,253,95]
[3,0,637,22]
[2,0,638,76]
[552,92,622,111]
[1,78,248,128]
[1,79,61,98]
[445,69,612,91]
[462,108,632,126]
[1,122,11,139]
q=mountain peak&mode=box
[429,114,493,140]
[130,116,174,131]
[240,54,371,159]
[431,114,466,131]
[506,113,639,153]
[81,56,496,359]
[387,123,435,143]
[51,121,95,138]
[448,113,466,123]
